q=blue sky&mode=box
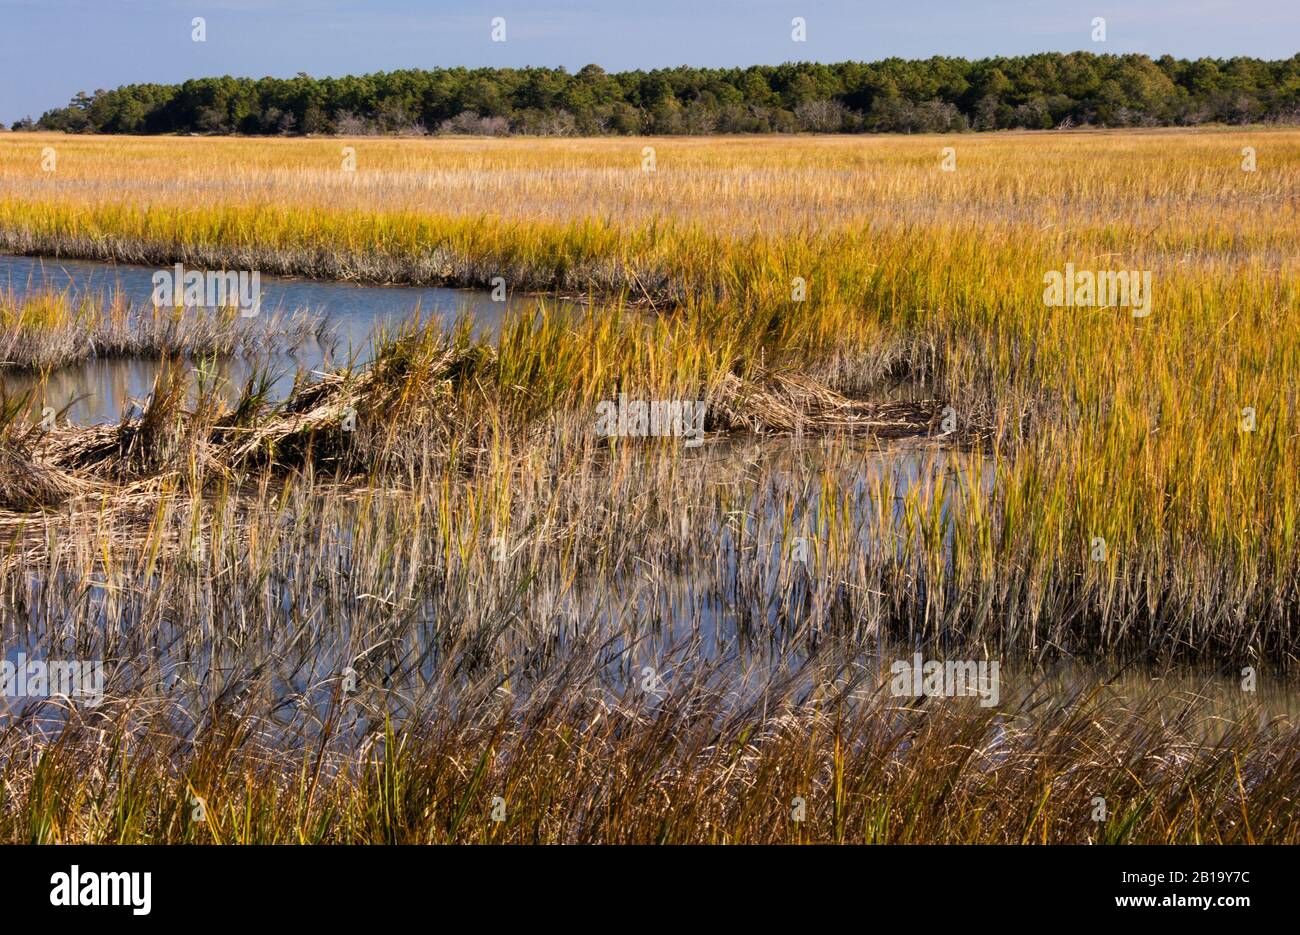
[2,0,1297,123]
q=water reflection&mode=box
[0,253,557,423]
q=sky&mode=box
[1,0,1297,123]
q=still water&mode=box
[0,253,553,423]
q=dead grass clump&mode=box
[221,330,492,473]
[0,441,83,511]
[710,368,938,437]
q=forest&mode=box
[15,52,1300,136]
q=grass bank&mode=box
[0,287,324,372]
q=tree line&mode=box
[13,53,1300,136]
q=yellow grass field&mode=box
[1,128,1298,843]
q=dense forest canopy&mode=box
[17,52,1300,136]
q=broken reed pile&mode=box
[5,308,940,506]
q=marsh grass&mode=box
[2,411,1296,843]
[0,129,1297,843]
[6,651,1297,844]
[0,286,326,372]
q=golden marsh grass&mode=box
[0,129,1297,842]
